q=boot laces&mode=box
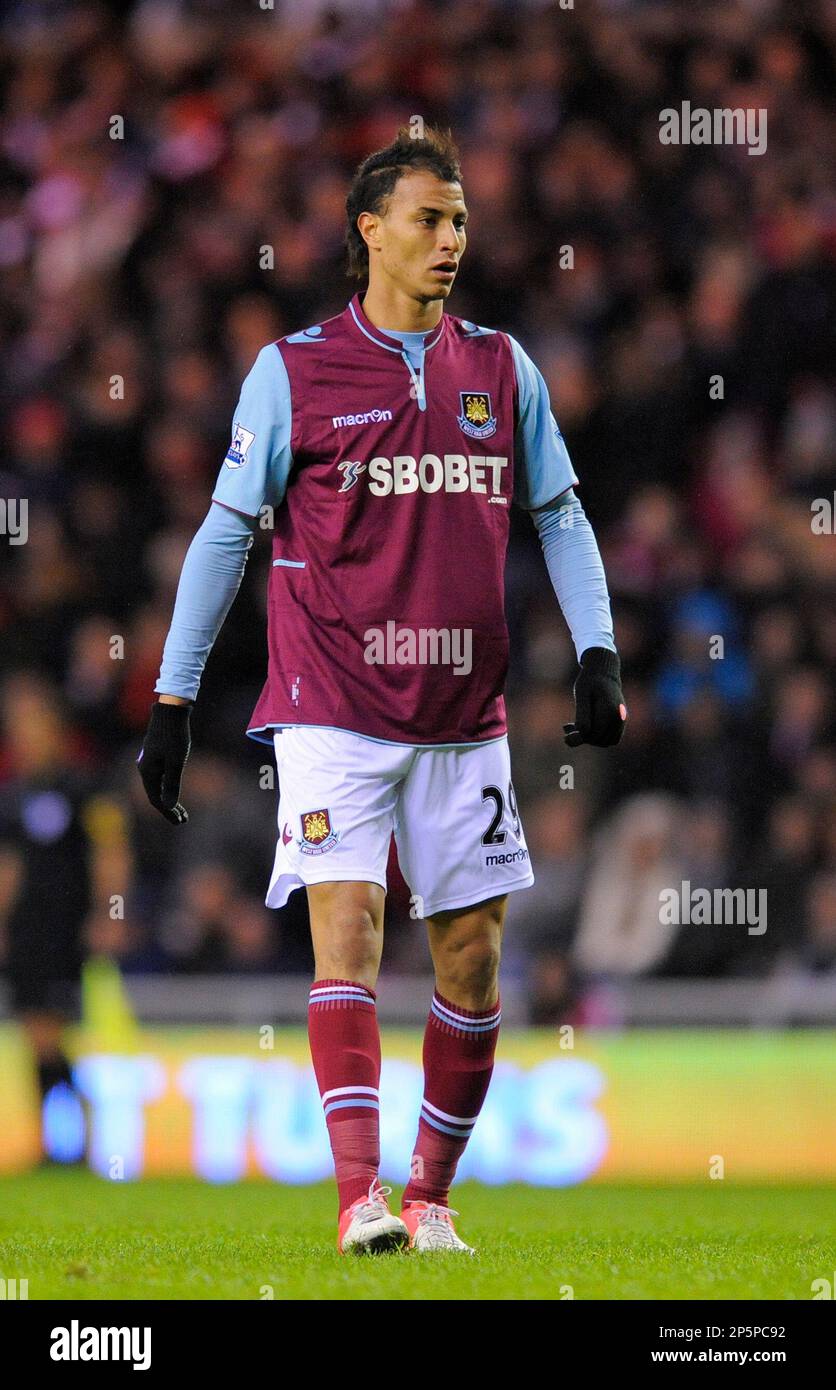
[354,1179,392,1226]
[416,1203,460,1244]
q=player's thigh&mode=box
[394,735,533,919]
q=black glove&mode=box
[563,646,627,748]
[137,701,192,824]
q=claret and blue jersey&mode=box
[213,292,578,521]
[156,292,616,746]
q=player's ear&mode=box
[357,211,382,255]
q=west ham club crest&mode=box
[458,391,497,440]
[300,808,340,855]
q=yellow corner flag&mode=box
[81,956,140,1050]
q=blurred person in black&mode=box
[0,672,130,1161]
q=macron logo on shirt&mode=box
[332,409,393,429]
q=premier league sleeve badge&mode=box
[225,422,256,468]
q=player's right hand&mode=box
[137,701,192,824]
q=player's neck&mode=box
[360,284,443,334]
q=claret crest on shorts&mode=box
[300,808,339,854]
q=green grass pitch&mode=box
[0,1171,832,1300]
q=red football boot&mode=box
[400,1201,475,1254]
[338,1179,409,1255]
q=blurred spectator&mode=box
[161,865,281,974]
[802,872,836,973]
[572,795,684,979]
[658,799,740,978]
[733,794,821,975]
[503,790,589,973]
[654,592,755,717]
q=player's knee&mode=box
[315,907,381,980]
[441,935,501,1001]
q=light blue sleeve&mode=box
[531,492,617,662]
[155,502,256,701]
[211,343,294,518]
[508,334,579,510]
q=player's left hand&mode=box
[563,646,627,748]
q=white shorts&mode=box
[265,727,534,918]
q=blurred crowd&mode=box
[0,0,834,1018]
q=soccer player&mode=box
[139,126,626,1254]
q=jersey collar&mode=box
[347,292,447,354]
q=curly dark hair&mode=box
[344,124,463,280]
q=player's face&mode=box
[370,170,468,304]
